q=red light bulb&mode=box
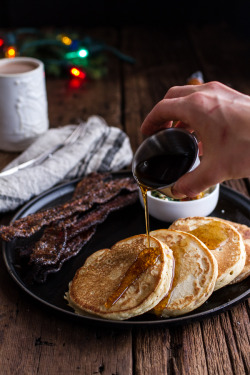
[70,67,86,79]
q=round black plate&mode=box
[2,178,250,327]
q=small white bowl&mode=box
[139,184,220,223]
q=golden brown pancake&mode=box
[169,217,246,290]
[65,234,174,320]
[150,229,218,317]
[215,219,250,284]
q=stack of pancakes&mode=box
[65,217,249,320]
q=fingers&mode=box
[141,92,210,136]
[142,83,221,136]
[140,81,250,198]
[164,81,248,103]
[171,158,223,198]
[141,98,188,135]
[142,84,231,137]
[164,84,204,99]
[164,82,222,99]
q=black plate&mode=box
[2,176,250,327]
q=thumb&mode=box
[171,160,221,198]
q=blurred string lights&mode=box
[0,28,135,86]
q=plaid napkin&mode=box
[0,116,133,213]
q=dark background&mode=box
[1,1,250,34]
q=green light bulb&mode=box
[78,49,88,58]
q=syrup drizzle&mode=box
[107,148,197,314]
[105,160,182,310]
[105,246,161,309]
[189,221,228,250]
[105,181,162,309]
[153,256,176,316]
[154,222,229,315]
[139,183,151,248]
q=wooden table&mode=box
[0,23,249,374]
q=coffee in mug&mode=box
[0,57,49,151]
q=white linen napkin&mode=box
[0,116,133,212]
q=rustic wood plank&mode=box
[121,26,202,152]
[187,22,250,95]
[200,315,236,375]
[133,327,169,374]
[188,22,250,200]
[181,322,209,374]
[122,24,250,375]
[198,302,250,375]
[121,23,250,375]
[0,28,123,172]
[0,26,134,375]
[35,321,132,375]
[228,301,250,374]
[47,27,122,129]
[187,23,250,200]
[133,323,210,375]
[0,252,41,374]
[0,243,133,375]
[0,23,249,375]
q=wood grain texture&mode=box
[187,22,250,94]
[47,27,122,129]
[121,26,201,152]
[0,23,249,375]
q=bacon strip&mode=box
[3,173,139,283]
[31,227,97,283]
[72,172,109,198]
[26,191,138,282]
[0,174,137,241]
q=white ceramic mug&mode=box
[0,57,49,151]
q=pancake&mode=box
[65,234,174,320]
[150,229,218,317]
[169,217,246,290]
[216,219,250,284]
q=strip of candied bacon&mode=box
[73,172,109,198]
[0,172,105,241]
[0,175,137,241]
[25,191,138,283]
[28,225,68,265]
[67,190,138,240]
[31,227,97,283]
[29,191,138,266]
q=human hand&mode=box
[141,81,250,197]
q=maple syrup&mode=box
[134,153,194,189]
[153,243,181,316]
[105,129,199,309]
[104,184,159,309]
[134,152,195,247]
[189,221,228,250]
[139,183,151,248]
[105,246,162,309]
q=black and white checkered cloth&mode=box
[0,116,133,212]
